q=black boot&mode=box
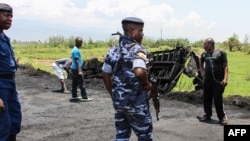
[8,135,16,141]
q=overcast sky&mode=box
[2,0,250,42]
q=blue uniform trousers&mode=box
[0,78,22,141]
[114,104,153,141]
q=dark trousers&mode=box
[8,135,16,141]
[71,69,88,99]
[203,78,226,120]
[0,79,22,141]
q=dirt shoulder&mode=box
[16,65,250,141]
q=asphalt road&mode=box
[15,67,250,141]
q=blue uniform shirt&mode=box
[102,36,149,109]
[70,46,83,69]
[0,33,17,74]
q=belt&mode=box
[0,74,15,79]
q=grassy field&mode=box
[173,50,250,97]
[13,45,250,97]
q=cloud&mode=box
[2,0,197,25]
[2,0,217,41]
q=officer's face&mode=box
[131,25,144,43]
[0,11,13,30]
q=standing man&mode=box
[102,17,153,140]
[52,58,71,93]
[0,3,22,141]
[198,38,228,125]
[70,37,92,102]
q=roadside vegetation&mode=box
[12,33,250,97]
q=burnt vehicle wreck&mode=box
[82,43,203,95]
[148,45,203,94]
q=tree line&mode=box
[11,33,250,54]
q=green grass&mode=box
[13,45,250,97]
[14,45,109,73]
[225,51,250,97]
[173,50,250,97]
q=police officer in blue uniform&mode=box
[102,17,153,141]
[0,3,22,141]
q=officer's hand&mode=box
[0,98,5,113]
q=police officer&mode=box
[102,17,153,140]
[0,3,22,141]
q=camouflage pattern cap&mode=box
[0,3,12,12]
[121,17,144,25]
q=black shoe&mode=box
[70,97,80,100]
[8,135,16,141]
[197,115,211,121]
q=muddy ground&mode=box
[15,65,250,141]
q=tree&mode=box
[48,36,65,47]
[192,40,203,48]
[242,34,250,54]
[66,36,75,48]
[227,33,241,51]
[243,34,249,46]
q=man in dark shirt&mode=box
[198,38,228,125]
